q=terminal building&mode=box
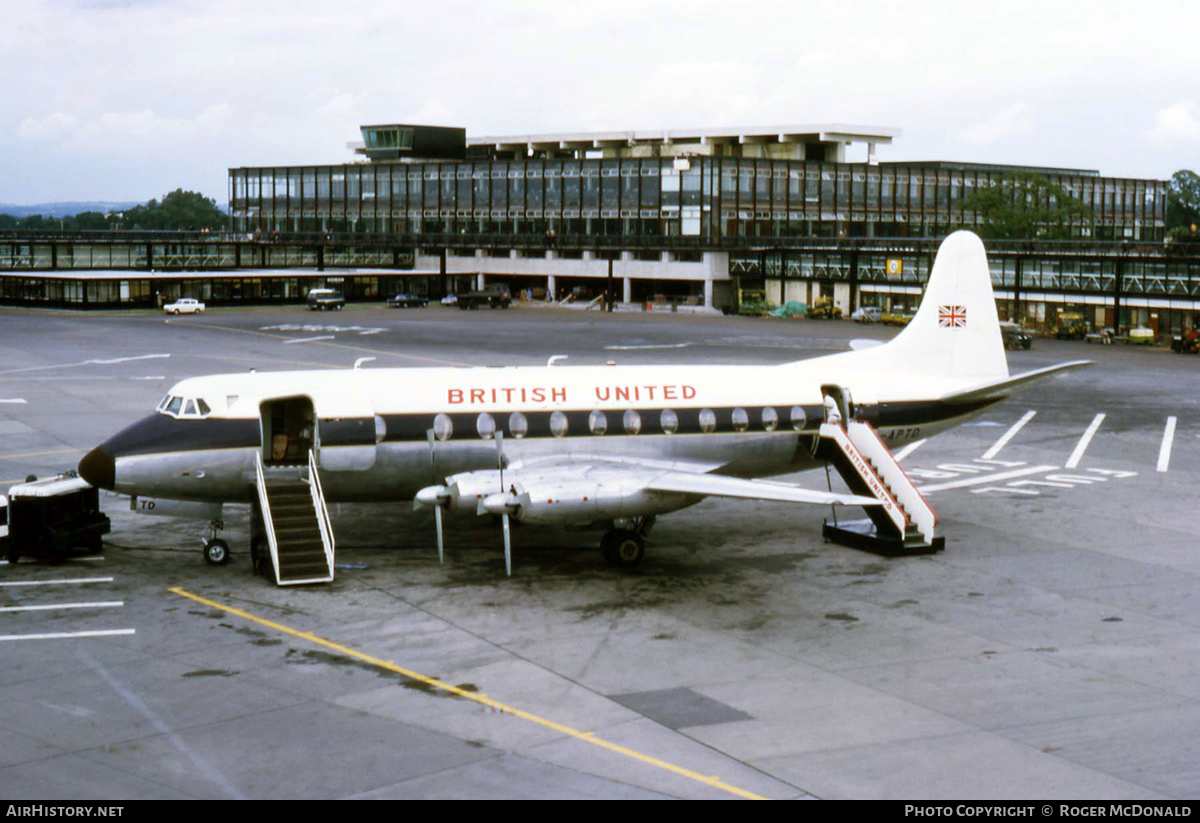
[2,121,1197,335]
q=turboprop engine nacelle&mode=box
[488,478,692,525]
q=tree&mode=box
[120,189,227,231]
[1166,170,1200,232]
[959,172,1092,240]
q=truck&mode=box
[457,283,512,309]
[306,288,345,311]
[1053,311,1088,339]
[1,474,111,564]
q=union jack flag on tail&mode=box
[938,305,967,328]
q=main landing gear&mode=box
[600,516,655,568]
[202,518,230,566]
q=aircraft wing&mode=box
[451,454,881,515]
[645,470,881,507]
[941,360,1091,405]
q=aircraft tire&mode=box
[203,538,230,566]
[601,530,644,568]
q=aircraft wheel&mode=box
[203,538,230,566]
[601,530,644,568]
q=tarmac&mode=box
[1,302,1197,799]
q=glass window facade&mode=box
[230,158,1167,241]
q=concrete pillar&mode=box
[476,272,485,290]
[623,277,632,303]
[547,274,556,301]
[704,279,713,308]
[661,251,672,263]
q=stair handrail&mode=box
[254,451,281,585]
[819,420,909,535]
[847,421,937,543]
[308,449,335,576]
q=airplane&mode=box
[77,231,1088,583]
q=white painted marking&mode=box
[86,354,170,365]
[0,629,135,642]
[1158,416,1177,473]
[0,601,124,613]
[76,648,245,799]
[893,439,926,462]
[1065,413,1106,469]
[0,398,28,404]
[283,336,336,344]
[981,411,1037,459]
[917,464,1059,493]
[0,354,168,375]
[130,376,166,381]
[0,577,114,587]
[604,343,693,350]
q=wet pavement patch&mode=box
[609,687,753,730]
[182,669,239,678]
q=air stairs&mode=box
[254,450,336,585]
[815,388,943,557]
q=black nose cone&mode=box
[78,447,115,490]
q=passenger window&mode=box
[549,411,568,438]
[476,413,496,440]
[699,408,716,433]
[762,407,779,432]
[508,412,528,439]
[731,408,749,432]
[433,413,453,441]
[623,409,641,435]
[790,405,807,431]
[588,410,607,435]
[660,409,678,434]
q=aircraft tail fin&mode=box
[873,230,1008,382]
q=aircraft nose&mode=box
[78,446,115,490]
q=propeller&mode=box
[415,426,448,564]
[495,430,511,576]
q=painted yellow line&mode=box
[170,587,764,800]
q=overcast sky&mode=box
[4,0,1199,206]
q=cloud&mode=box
[1146,100,1200,145]
[18,112,80,139]
[954,104,1033,146]
[16,104,234,152]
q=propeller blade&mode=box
[434,504,444,566]
[495,430,505,490]
[426,427,436,482]
[502,512,511,577]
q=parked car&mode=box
[163,297,205,315]
[851,306,881,323]
[386,293,429,308]
[881,309,915,326]
[440,294,458,307]
[457,283,512,310]
[999,321,1033,350]
[306,288,345,311]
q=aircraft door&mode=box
[312,388,378,472]
[260,396,317,467]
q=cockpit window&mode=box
[158,395,213,419]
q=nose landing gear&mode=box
[201,518,230,565]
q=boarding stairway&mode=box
[254,450,336,585]
[815,387,943,557]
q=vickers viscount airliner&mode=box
[78,231,1087,584]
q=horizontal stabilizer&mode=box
[941,360,1092,405]
[647,471,881,507]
